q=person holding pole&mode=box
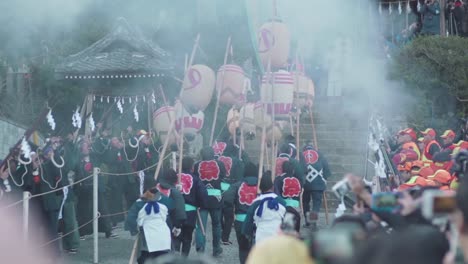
[173,156,208,256]
[218,142,245,245]
[194,146,226,257]
[300,140,331,231]
[125,187,173,264]
[223,162,258,264]
[274,161,303,227]
[242,171,286,244]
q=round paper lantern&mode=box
[180,64,215,112]
[153,106,177,144]
[258,21,290,68]
[266,123,283,142]
[260,70,294,120]
[227,108,240,136]
[253,101,272,128]
[175,103,205,141]
[293,73,315,109]
[239,103,256,139]
[216,64,249,106]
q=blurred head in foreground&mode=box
[246,235,314,264]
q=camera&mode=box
[332,179,351,199]
[371,192,402,212]
[421,190,456,220]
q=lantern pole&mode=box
[294,49,301,160]
[209,36,232,146]
[155,34,200,181]
[178,110,185,176]
[267,62,277,182]
[258,57,271,194]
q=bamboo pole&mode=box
[257,112,267,194]
[209,36,232,146]
[308,104,329,225]
[153,34,200,181]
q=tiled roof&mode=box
[55,18,174,78]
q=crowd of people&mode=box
[1,121,468,264]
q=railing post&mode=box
[93,167,99,264]
[22,191,30,241]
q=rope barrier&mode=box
[99,152,172,176]
[0,174,94,210]
[38,208,130,248]
[39,212,102,248]
[1,151,173,209]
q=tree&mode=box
[389,36,468,128]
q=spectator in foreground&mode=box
[246,235,314,264]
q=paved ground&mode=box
[65,213,333,264]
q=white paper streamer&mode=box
[398,2,402,14]
[93,95,96,101]
[46,109,56,130]
[151,92,156,104]
[21,137,32,159]
[89,113,95,132]
[143,96,146,102]
[72,107,82,129]
[417,1,421,11]
[100,96,103,103]
[107,96,110,103]
[117,99,123,114]
[135,96,138,102]
[407,1,411,14]
[134,105,139,122]
[122,97,125,105]
[389,3,392,14]
[379,2,382,14]
[130,97,132,103]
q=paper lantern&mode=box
[227,108,240,136]
[239,103,256,139]
[293,73,315,109]
[216,64,250,106]
[180,64,215,112]
[258,21,290,68]
[266,123,283,142]
[253,101,272,128]
[260,70,294,120]
[175,103,204,141]
[153,106,177,144]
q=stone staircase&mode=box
[243,96,369,211]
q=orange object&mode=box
[421,128,436,138]
[399,128,417,141]
[402,141,421,160]
[440,130,456,139]
[422,140,441,161]
[427,170,452,185]
[398,176,434,191]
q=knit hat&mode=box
[246,235,314,264]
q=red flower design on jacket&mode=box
[282,177,301,198]
[198,160,220,181]
[302,150,319,165]
[275,157,289,177]
[218,156,233,177]
[238,182,257,205]
[179,173,194,195]
[156,183,171,197]
[33,175,40,184]
[212,142,227,156]
[84,162,93,173]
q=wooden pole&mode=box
[209,36,232,146]
[154,120,176,180]
[257,116,267,194]
[440,0,446,36]
[128,233,139,264]
[308,104,329,225]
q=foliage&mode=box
[389,36,468,128]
